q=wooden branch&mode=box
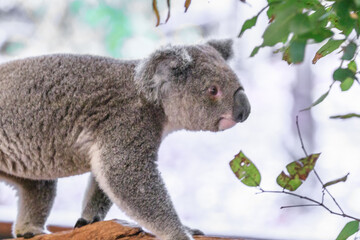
[6,219,249,240]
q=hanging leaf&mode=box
[342,42,357,60]
[312,39,345,64]
[277,154,320,191]
[184,0,191,12]
[152,0,160,26]
[250,46,261,57]
[239,16,258,37]
[230,151,261,187]
[336,221,359,240]
[348,61,357,73]
[333,68,355,82]
[165,0,171,23]
[330,113,360,119]
[301,90,330,111]
[323,173,349,188]
[289,38,306,63]
[282,47,291,64]
[340,77,354,91]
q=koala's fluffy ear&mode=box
[135,46,192,103]
[207,39,234,61]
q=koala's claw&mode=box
[185,226,204,236]
[16,232,35,239]
[74,218,90,228]
[91,216,100,223]
[74,216,102,229]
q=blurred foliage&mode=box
[4,42,25,55]
[239,0,360,110]
[70,0,132,57]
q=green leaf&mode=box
[336,221,359,240]
[312,39,345,64]
[262,4,298,47]
[333,68,355,82]
[250,46,261,57]
[301,90,330,111]
[330,113,360,119]
[340,77,354,91]
[230,151,261,187]
[289,14,312,35]
[239,16,258,37]
[277,154,320,191]
[323,173,349,188]
[333,1,356,36]
[348,61,357,73]
[342,42,357,60]
[289,39,306,63]
[300,27,333,43]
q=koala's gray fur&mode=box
[0,39,250,240]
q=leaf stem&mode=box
[256,4,269,18]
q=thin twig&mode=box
[256,4,269,17]
[259,189,360,221]
[280,204,320,209]
[296,114,345,214]
[295,115,308,156]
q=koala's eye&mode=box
[208,85,218,96]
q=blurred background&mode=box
[0,0,359,239]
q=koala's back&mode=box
[0,54,138,179]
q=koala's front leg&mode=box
[90,143,193,240]
[75,174,112,228]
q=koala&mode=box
[0,39,250,240]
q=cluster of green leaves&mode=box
[230,151,359,240]
[240,0,360,95]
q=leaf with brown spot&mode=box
[230,151,261,187]
[152,0,160,26]
[184,0,191,12]
[312,52,323,64]
[312,39,345,64]
[276,153,320,191]
[269,15,275,23]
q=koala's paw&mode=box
[15,225,44,239]
[74,216,102,228]
[185,226,204,236]
[74,218,89,228]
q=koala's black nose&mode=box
[233,87,251,122]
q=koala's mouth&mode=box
[218,116,237,131]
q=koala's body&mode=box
[0,40,250,240]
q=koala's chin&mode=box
[218,118,237,131]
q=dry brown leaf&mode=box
[184,0,191,12]
[152,0,160,26]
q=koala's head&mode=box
[135,39,251,133]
